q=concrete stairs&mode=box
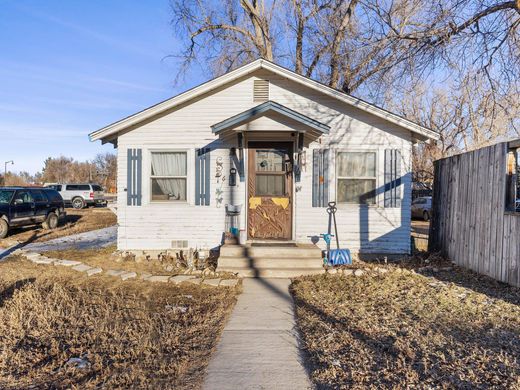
[217,243,325,278]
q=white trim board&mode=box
[89,59,440,143]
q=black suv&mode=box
[0,187,66,239]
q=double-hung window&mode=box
[337,151,377,204]
[151,151,187,201]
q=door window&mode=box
[31,190,48,203]
[255,149,286,196]
[14,191,33,204]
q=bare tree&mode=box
[171,0,519,95]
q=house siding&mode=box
[115,70,412,254]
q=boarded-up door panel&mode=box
[248,142,293,240]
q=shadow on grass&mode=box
[290,275,520,389]
[422,267,520,307]
[0,278,36,307]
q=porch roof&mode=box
[210,100,330,134]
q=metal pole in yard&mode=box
[4,160,13,186]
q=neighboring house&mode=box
[89,59,439,256]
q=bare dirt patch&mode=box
[291,269,520,389]
[0,257,238,389]
[0,208,116,248]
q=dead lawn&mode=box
[291,268,520,389]
[0,208,116,248]
[0,257,238,389]
[40,245,236,279]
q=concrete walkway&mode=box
[203,278,313,390]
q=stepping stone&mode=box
[203,278,221,287]
[54,259,82,267]
[120,272,137,281]
[343,269,353,276]
[354,269,364,277]
[186,278,202,285]
[140,272,152,280]
[219,279,239,287]
[72,264,93,272]
[147,275,171,283]
[86,267,103,276]
[107,269,126,277]
[32,257,54,265]
[169,275,196,284]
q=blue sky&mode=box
[0,0,204,174]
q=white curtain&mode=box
[337,152,376,177]
[151,152,187,200]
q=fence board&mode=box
[429,141,519,287]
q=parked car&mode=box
[0,187,66,239]
[411,196,432,221]
[45,183,107,209]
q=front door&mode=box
[247,142,293,240]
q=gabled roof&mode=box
[89,59,440,143]
[211,100,330,134]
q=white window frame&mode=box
[149,149,189,203]
[336,150,378,205]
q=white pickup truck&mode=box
[45,183,107,209]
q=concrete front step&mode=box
[220,244,322,258]
[218,256,324,269]
[221,267,326,278]
[217,244,325,278]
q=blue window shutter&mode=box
[312,149,329,207]
[384,149,401,208]
[195,148,211,206]
[127,148,142,206]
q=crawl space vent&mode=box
[171,240,189,249]
[253,79,269,102]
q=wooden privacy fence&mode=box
[429,141,520,287]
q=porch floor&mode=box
[202,278,312,389]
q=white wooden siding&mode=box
[116,70,412,254]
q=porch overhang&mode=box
[211,100,330,135]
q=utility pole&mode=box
[3,160,13,186]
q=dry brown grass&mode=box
[291,269,520,389]
[41,245,175,275]
[0,209,116,248]
[0,257,238,389]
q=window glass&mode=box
[256,175,285,196]
[92,185,103,192]
[337,152,376,177]
[31,190,48,202]
[256,150,285,172]
[0,190,14,204]
[66,185,78,191]
[15,191,33,204]
[151,152,187,201]
[337,152,377,204]
[43,189,62,202]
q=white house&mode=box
[90,59,438,270]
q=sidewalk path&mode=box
[203,278,313,390]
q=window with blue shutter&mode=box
[195,148,211,205]
[384,149,402,208]
[312,149,329,207]
[127,148,142,206]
